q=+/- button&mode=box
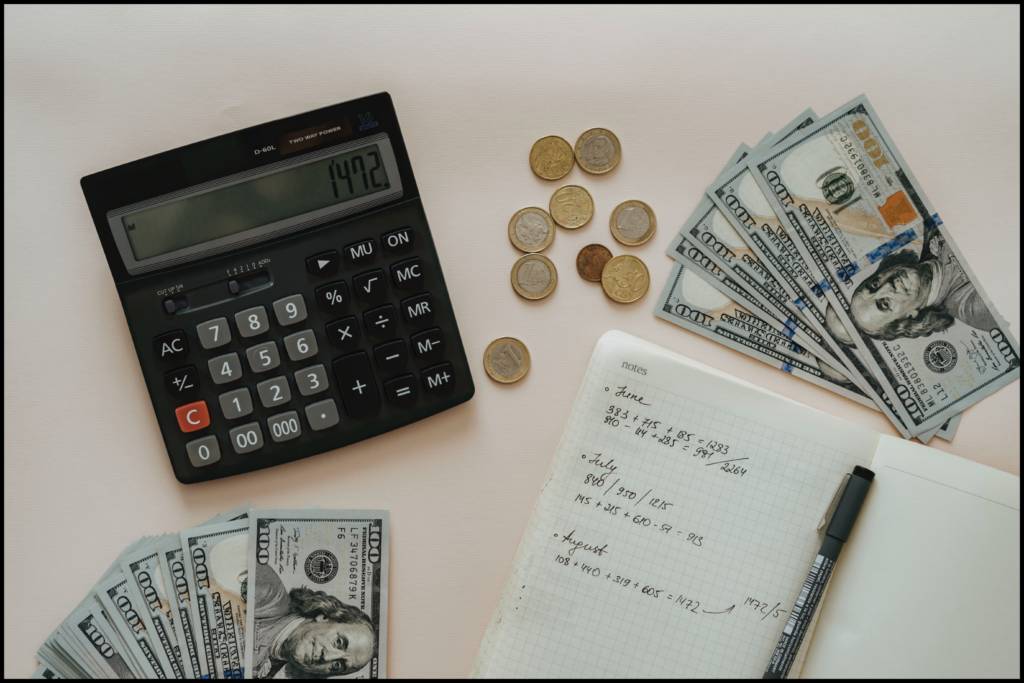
[165,365,200,397]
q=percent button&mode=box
[315,281,349,312]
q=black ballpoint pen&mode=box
[764,465,875,679]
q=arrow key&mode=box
[306,250,340,276]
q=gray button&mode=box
[218,387,253,420]
[228,422,264,454]
[186,435,221,468]
[267,410,302,443]
[283,329,318,362]
[197,317,231,350]
[305,399,340,431]
[235,306,270,338]
[273,294,308,327]
[246,341,280,373]
[256,376,291,408]
[294,364,329,396]
[208,352,242,385]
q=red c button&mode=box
[175,400,211,433]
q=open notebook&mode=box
[474,331,1019,678]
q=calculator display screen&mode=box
[114,140,399,267]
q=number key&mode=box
[208,352,242,385]
[256,376,291,408]
[197,317,231,349]
[283,329,318,362]
[235,306,270,338]
[267,410,302,443]
[246,341,280,373]
[272,294,307,327]
[218,387,253,420]
[186,436,221,468]
[294,364,329,396]
[229,422,264,454]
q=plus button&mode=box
[352,379,367,395]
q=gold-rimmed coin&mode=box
[529,135,575,180]
[600,254,650,303]
[510,253,558,300]
[508,207,555,253]
[610,200,657,246]
[576,244,613,282]
[483,337,531,384]
[574,127,621,175]
[549,185,594,229]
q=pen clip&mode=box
[816,473,850,533]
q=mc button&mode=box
[391,258,424,290]
[154,330,189,362]
[175,400,211,433]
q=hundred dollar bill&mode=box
[182,519,250,679]
[32,664,63,679]
[66,601,138,678]
[122,536,194,678]
[244,510,389,679]
[158,537,214,679]
[656,261,897,410]
[746,95,1020,435]
[95,567,175,678]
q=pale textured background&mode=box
[4,4,1019,678]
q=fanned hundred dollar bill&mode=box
[244,510,389,679]
[745,95,1019,435]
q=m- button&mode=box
[175,400,211,433]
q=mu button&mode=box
[175,400,211,433]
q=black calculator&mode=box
[81,93,474,484]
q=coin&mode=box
[600,254,650,303]
[508,207,555,253]
[610,200,657,246]
[574,128,621,175]
[576,244,613,282]
[483,337,531,384]
[510,253,558,300]
[549,185,594,230]
[529,135,575,180]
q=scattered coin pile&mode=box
[487,128,655,383]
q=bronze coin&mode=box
[576,244,613,282]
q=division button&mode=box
[364,305,397,340]
[305,399,340,431]
[186,435,221,468]
[383,374,418,407]
[306,250,340,276]
[332,352,381,417]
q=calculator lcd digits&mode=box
[82,93,474,483]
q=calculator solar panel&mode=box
[81,93,474,483]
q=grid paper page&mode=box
[474,330,879,678]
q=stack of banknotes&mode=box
[656,95,1020,443]
[33,508,388,680]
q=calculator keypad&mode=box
[143,218,472,482]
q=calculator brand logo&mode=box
[304,550,340,584]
